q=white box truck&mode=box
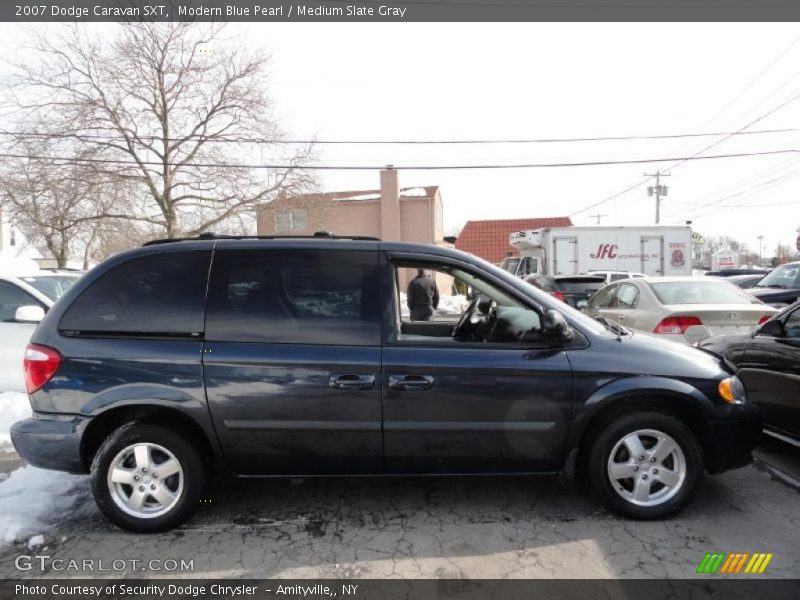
[500,226,693,278]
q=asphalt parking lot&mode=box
[0,440,798,580]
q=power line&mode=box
[571,87,800,217]
[2,127,800,145]
[572,34,800,219]
[2,148,799,171]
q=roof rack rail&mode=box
[143,231,381,246]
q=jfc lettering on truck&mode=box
[589,243,659,261]
[591,244,618,259]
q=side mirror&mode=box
[542,309,575,345]
[756,318,783,337]
[14,305,45,324]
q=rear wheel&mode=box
[90,423,208,532]
[587,412,703,519]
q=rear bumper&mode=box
[10,414,90,474]
[704,415,762,474]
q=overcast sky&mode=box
[252,22,800,256]
[5,22,800,256]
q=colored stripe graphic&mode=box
[697,553,726,574]
[744,553,774,574]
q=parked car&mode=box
[523,274,606,308]
[747,261,800,307]
[12,235,759,532]
[724,273,765,289]
[587,270,646,284]
[699,301,800,447]
[585,277,778,345]
[0,271,83,390]
[705,268,768,277]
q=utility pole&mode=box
[589,213,606,225]
[644,171,671,224]
[758,234,764,267]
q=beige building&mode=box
[257,168,453,291]
[257,168,444,245]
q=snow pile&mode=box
[399,293,468,316]
[436,294,469,315]
[336,192,381,202]
[400,188,428,197]
[0,392,31,448]
[0,466,92,544]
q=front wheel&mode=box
[587,412,703,519]
[90,423,208,532]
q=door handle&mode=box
[329,374,376,391]
[388,374,435,391]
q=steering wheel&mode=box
[452,296,481,339]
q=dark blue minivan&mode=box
[11,235,760,532]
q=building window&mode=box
[275,209,308,232]
[9,228,16,246]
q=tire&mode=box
[90,423,208,532]
[587,411,703,519]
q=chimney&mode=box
[380,166,401,241]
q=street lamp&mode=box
[757,235,763,267]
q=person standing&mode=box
[407,268,440,321]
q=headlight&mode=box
[719,376,746,405]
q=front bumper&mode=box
[10,414,90,474]
[704,416,762,474]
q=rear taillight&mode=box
[653,316,703,335]
[23,344,62,394]
[758,315,771,325]
[551,291,565,302]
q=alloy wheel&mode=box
[107,442,184,519]
[606,428,686,507]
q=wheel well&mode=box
[80,405,216,471]
[575,394,712,477]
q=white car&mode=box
[584,276,779,344]
[587,270,646,284]
[0,271,82,390]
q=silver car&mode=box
[585,276,778,344]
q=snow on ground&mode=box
[0,390,92,545]
[0,391,31,449]
[0,465,92,544]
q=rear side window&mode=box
[59,251,211,337]
[205,249,380,345]
[588,284,618,308]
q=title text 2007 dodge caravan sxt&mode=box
[11,235,760,532]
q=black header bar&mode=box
[6,0,800,22]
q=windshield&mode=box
[470,254,608,335]
[755,264,800,289]
[651,281,760,305]
[500,257,520,275]
[22,275,81,300]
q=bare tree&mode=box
[5,24,314,239]
[774,243,796,264]
[0,141,129,268]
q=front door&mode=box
[383,257,575,474]
[203,246,383,475]
[739,306,800,440]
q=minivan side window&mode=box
[205,249,380,346]
[59,251,211,337]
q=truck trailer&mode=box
[500,226,693,278]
